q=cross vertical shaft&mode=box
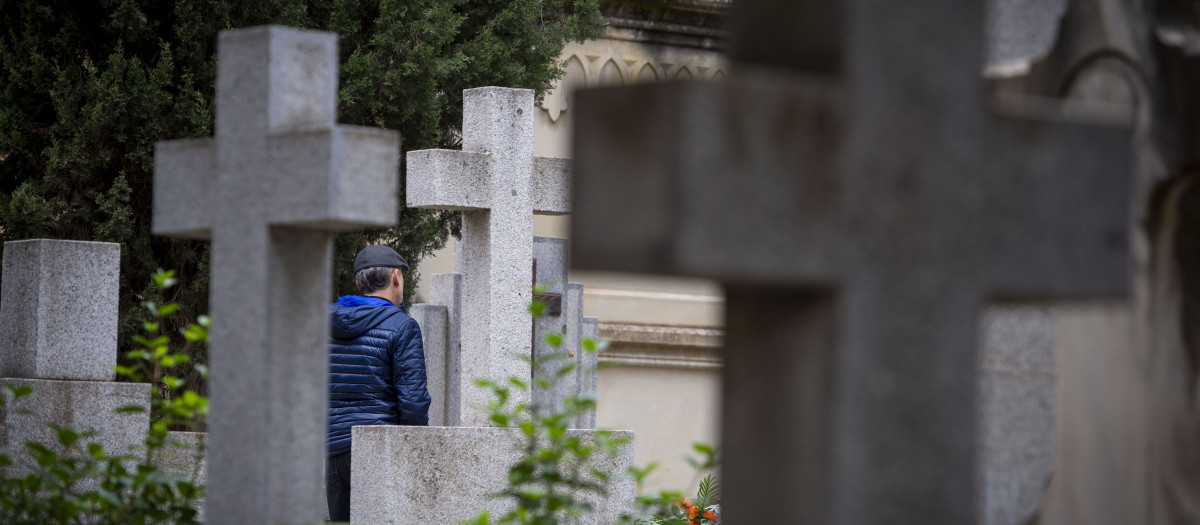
[153,26,399,524]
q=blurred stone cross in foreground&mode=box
[571,1,1130,523]
[152,26,399,524]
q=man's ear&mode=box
[392,268,402,286]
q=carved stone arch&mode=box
[565,54,588,87]
[637,63,659,83]
[599,58,624,85]
[541,54,588,122]
[713,69,726,80]
[674,67,693,80]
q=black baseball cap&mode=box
[353,245,409,274]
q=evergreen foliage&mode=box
[0,0,603,385]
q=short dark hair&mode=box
[355,266,395,294]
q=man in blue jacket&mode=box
[326,245,431,521]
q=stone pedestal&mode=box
[0,378,149,462]
[0,240,151,474]
[351,426,635,524]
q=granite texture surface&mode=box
[154,431,209,522]
[351,425,634,524]
[0,378,150,466]
[410,303,449,426]
[0,240,120,381]
[429,273,463,426]
[152,25,399,524]
[978,306,1056,525]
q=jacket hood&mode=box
[330,295,403,339]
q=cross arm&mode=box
[406,149,492,211]
[153,138,216,239]
[983,108,1131,299]
[264,125,400,230]
[572,74,844,283]
[533,156,571,215]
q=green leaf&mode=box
[529,300,547,317]
[54,425,80,447]
[545,332,563,347]
[158,303,180,316]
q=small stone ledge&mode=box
[598,322,724,369]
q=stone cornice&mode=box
[600,0,730,50]
[598,322,724,369]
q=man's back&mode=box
[327,295,430,457]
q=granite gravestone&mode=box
[532,236,599,427]
[406,87,572,427]
[571,1,1130,523]
[0,240,150,468]
[152,26,399,524]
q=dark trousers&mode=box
[326,451,352,522]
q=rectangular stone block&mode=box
[352,426,635,524]
[0,240,120,381]
[533,237,570,416]
[978,306,1056,525]
[0,378,150,463]
[154,431,208,522]
[410,304,449,426]
[429,273,463,427]
[532,157,572,215]
[576,315,600,430]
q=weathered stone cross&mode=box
[153,27,399,524]
[407,87,572,426]
[572,1,1130,523]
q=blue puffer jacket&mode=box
[327,295,431,456]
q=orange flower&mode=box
[676,497,692,509]
[703,509,717,521]
[688,505,699,519]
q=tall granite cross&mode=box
[407,87,571,426]
[152,26,399,524]
[572,1,1130,523]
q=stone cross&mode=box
[571,1,1130,523]
[407,87,571,426]
[152,26,399,524]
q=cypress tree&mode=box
[0,0,602,389]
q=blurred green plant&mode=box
[0,269,208,524]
